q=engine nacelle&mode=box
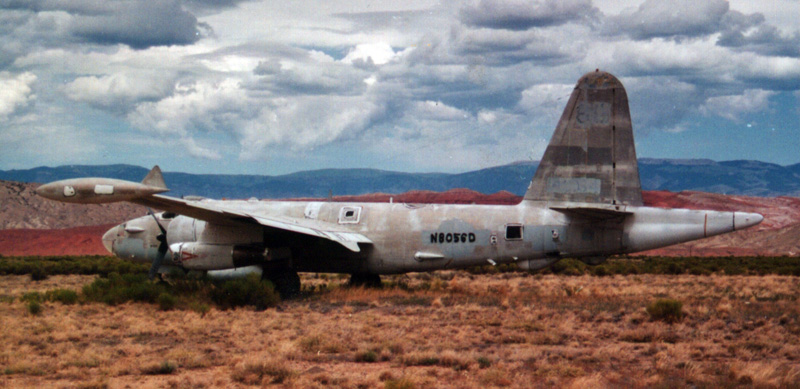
[166,215,263,246]
[170,242,290,270]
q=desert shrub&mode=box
[21,292,42,303]
[355,350,378,363]
[30,266,48,281]
[82,273,167,305]
[401,352,442,366]
[231,360,294,385]
[27,300,42,316]
[189,302,210,316]
[157,293,177,311]
[477,356,492,369]
[591,265,609,276]
[210,274,279,310]
[3,255,799,279]
[298,335,322,353]
[647,298,684,323]
[0,256,147,277]
[45,289,78,304]
[548,258,587,275]
[385,378,415,389]
[81,271,278,311]
[142,360,176,375]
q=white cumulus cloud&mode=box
[64,73,173,112]
[0,72,36,121]
[701,89,776,121]
[129,78,249,137]
[342,42,398,65]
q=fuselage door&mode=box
[543,226,567,256]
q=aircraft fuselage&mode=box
[104,199,762,275]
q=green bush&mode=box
[30,266,48,281]
[27,300,42,316]
[21,291,42,303]
[142,360,177,375]
[157,293,177,311]
[82,273,167,306]
[0,256,148,277]
[355,350,378,363]
[385,377,416,389]
[647,298,684,323]
[211,274,279,310]
[80,271,279,311]
[45,289,78,305]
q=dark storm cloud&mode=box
[184,0,252,12]
[451,26,581,66]
[718,15,800,58]
[70,1,207,49]
[0,0,209,49]
[603,0,730,40]
[605,0,799,58]
[460,0,599,31]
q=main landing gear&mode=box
[265,269,301,299]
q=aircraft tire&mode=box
[267,270,301,299]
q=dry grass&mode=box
[1,271,799,387]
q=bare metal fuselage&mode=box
[105,199,761,275]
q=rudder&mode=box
[524,70,642,206]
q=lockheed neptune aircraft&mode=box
[36,71,763,297]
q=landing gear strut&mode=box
[349,273,382,288]
[265,269,301,299]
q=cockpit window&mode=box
[161,212,177,219]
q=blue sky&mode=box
[0,0,798,175]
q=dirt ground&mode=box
[1,272,799,388]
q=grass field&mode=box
[1,257,799,388]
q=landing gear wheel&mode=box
[267,270,301,299]
[348,273,382,288]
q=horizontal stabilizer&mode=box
[551,205,631,220]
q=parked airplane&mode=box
[36,70,763,297]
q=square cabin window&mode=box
[505,224,523,240]
[338,206,361,224]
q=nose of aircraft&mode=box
[102,225,118,254]
[735,212,764,230]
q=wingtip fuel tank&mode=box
[35,166,168,204]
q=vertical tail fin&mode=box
[141,165,167,190]
[524,70,642,206]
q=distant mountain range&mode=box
[2,158,800,199]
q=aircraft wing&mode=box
[133,194,372,252]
